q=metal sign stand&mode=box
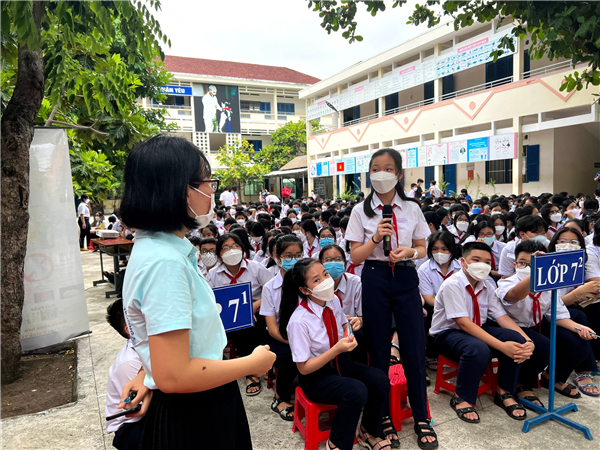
[519,250,593,440]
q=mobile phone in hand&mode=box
[106,403,142,421]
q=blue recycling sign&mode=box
[530,250,586,293]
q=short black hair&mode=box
[81,194,89,200]
[106,299,128,339]
[300,219,318,237]
[516,215,547,235]
[515,240,546,259]
[216,232,244,258]
[463,241,492,257]
[188,236,201,247]
[120,135,210,232]
[427,231,461,260]
[200,237,217,249]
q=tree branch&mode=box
[44,103,59,126]
[49,120,109,136]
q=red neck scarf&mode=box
[223,266,246,284]
[346,263,360,274]
[529,292,543,332]
[466,285,482,326]
[437,270,454,281]
[300,299,340,372]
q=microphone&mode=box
[382,205,393,257]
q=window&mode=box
[241,101,261,112]
[523,145,539,183]
[244,179,262,196]
[260,102,271,113]
[277,103,295,115]
[385,93,399,113]
[247,140,263,152]
[485,54,513,87]
[424,81,434,104]
[485,159,513,184]
[151,95,188,107]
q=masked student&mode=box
[448,211,471,244]
[280,258,392,450]
[540,203,563,238]
[499,215,548,278]
[461,220,506,280]
[338,217,364,276]
[300,219,321,259]
[208,232,274,396]
[430,242,535,424]
[259,235,304,421]
[496,239,598,403]
[344,148,437,449]
[319,244,366,364]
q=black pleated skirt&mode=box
[141,381,252,449]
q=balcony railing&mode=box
[384,98,434,116]
[343,112,379,127]
[440,76,513,101]
[521,60,572,78]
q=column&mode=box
[513,36,525,82]
[512,116,524,194]
[337,85,343,128]
[273,88,278,127]
[433,44,443,102]
[307,114,313,137]
[378,67,384,118]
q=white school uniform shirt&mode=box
[105,340,143,433]
[548,223,562,237]
[208,259,273,301]
[585,244,600,280]
[266,194,280,204]
[498,238,521,276]
[77,201,90,218]
[585,233,594,246]
[430,186,443,198]
[287,297,348,363]
[338,237,364,277]
[303,239,321,259]
[429,269,507,336]
[406,189,416,198]
[219,191,235,207]
[334,273,362,317]
[345,192,430,262]
[496,274,570,328]
[253,250,268,265]
[418,259,463,297]
[260,271,284,327]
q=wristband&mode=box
[371,236,382,244]
[525,339,534,344]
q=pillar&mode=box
[378,67,384,117]
[512,116,524,195]
[273,88,278,126]
[433,44,443,102]
[513,36,525,82]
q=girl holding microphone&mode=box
[345,149,438,450]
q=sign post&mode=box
[212,282,254,333]
[520,250,593,440]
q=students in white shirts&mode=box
[209,233,274,396]
[105,299,147,450]
[564,199,583,220]
[449,211,471,243]
[540,203,563,238]
[496,239,598,401]
[462,221,506,279]
[345,149,436,449]
[300,219,321,258]
[253,229,278,265]
[428,181,444,199]
[219,188,235,207]
[78,194,91,250]
[259,234,304,421]
[280,258,391,450]
[247,221,266,255]
[499,215,548,278]
[197,238,218,281]
[406,183,417,198]
[266,193,280,204]
[339,217,364,276]
[430,242,534,423]
[317,226,336,248]
[492,213,509,244]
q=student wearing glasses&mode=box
[209,233,274,397]
[119,136,275,449]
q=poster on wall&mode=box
[417,147,427,167]
[193,83,241,133]
[426,143,448,166]
[21,129,90,351]
[407,148,418,168]
[467,137,489,161]
[448,140,468,164]
[489,133,517,160]
[355,155,371,173]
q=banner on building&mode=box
[193,83,241,133]
[21,128,90,351]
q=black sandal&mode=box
[414,420,438,450]
[271,395,294,421]
[245,376,262,396]
[380,416,399,449]
[539,374,581,399]
[389,343,401,366]
[494,392,527,420]
[515,386,545,409]
[449,395,480,423]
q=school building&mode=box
[300,18,600,199]
[140,56,320,198]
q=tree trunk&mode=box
[1,1,44,384]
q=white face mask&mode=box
[550,213,562,223]
[495,225,505,235]
[463,260,491,281]
[189,186,215,229]
[201,252,218,268]
[433,252,451,265]
[556,243,581,252]
[222,249,243,266]
[237,219,246,226]
[370,172,398,194]
[251,235,261,243]
[294,230,307,243]
[515,265,530,280]
[491,211,502,216]
[570,208,581,216]
[456,221,469,232]
[308,277,335,301]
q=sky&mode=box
[152,0,435,81]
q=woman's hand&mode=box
[349,316,363,332]
[334,336,357,354]
[389,247,414,263]
[118,371,152,418]
[575,326,597,340]
[373,218,394,243]
[250,345,276,377]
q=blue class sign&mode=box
[530,250,586,293]
[212,282,255,332]
[160,85,192,96]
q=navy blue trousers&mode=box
[361,263,428,421]
[300,357,389,450]
[266,336,299,403]
[569,303,600,361]
[433,325,525,405]
[518,328,550,388]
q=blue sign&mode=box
[530,250,586,293]
[160,85,192,96]
[212,282,254,332]
[467,137,489,162]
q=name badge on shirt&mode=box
[397,218,408,223]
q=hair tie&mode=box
[472,219,478,225]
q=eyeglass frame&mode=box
[190,179,220,193]
[221,244,240,253]
[322,257,345,263]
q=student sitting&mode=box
[319,244,366,364]
[448,212,471,244]
[105,299,147,450]
[462,221,506,279]
[430,242,534,423]
[260,235,304,421]
[499,215,548,278]
[338,217,363,276]
[281,258,392,450]
[318,226,337,248]
[198,238,218,281]
[209,233,273,396]
[300,219,321,258]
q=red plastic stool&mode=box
[266,366,278,390]
[433,355,498,399]
[292,386,338,450]
[224,342,238,360]
[389,365,431,431]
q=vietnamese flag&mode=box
[337,162,345,172]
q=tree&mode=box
[254,119,323,172]
[308,1,600,93]
[69,143,121,206]
[0,0,166,384]
[214,139,269,192]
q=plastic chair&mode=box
[433,355,498,400]
[389,364,431,431]
[292,386,338,450]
